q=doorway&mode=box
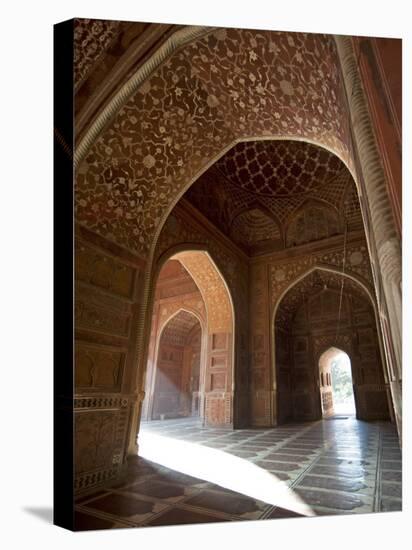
[319,347,356,417]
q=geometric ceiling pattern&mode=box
[275,269,371,329]
[161,309,200,347]
[215,140,344,196]
[184,140,363,255]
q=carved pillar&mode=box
[335,36,402,436]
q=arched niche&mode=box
[148,308,203,421]
[272,267,391,423]
[140,249,235,432]
[285,199,341,248]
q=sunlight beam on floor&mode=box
[139,431,315,517]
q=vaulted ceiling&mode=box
[275,269,371,329]
[161,309,200,346]
[183,140,363,255]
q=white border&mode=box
[0,1,409,548]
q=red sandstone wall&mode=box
[353,36,402,237]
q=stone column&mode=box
[335,36,402,436]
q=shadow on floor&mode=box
[23,506,53,524]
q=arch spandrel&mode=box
[76,29,352,257]
[174,251,233,334]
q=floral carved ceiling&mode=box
[184,140,363,255]
[74,18,124,90]
[75,25,353,257]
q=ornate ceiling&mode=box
[161,309,200,347]
[183,140,363,255]
[74,18,124,90]
[275,269,371,329]
[76,26,354,257]
[215,140,343,196]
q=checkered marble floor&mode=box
[74,416,402,530]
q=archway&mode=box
[148,309,202,421]
[318,347,356,417]
[140,249,235,432]
[73,29,402,474]
[273,267,391,423]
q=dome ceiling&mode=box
[215,140,344,196]
[184,140,363,255]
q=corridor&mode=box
[74,417,401,529]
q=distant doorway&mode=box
[319,347,356,417]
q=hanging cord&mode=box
[335,219,348,341]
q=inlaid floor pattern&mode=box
[75,417,401,530]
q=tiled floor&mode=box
[74,416,402,530]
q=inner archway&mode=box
[151,310,202,421]
[141,249,235,428]
[318,347,356,417]
[274,268,391,423]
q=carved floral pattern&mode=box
[76,29,352,255]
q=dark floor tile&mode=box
[283,444,321,449]
[381,470,402,483]
[382,450,402,460]
[202,441,230,449]
[265,506,305,519]
[294,488,369,511]
[145,506,229,526]
[310,465,370,478]
[184,489,266,517]
[227,449,259,458]
[151,470,206,486]
[126,479,187,500]
[381,483,402,499]
[86,493,158,518]
[263,453,310,462]
[74,510,118,531]
[75,490,108,504]
[255,460,301,472]
[316,457,371,467]
[380,497,402,512]
[279,447,317,455]
[381,460,402,471]
[298,474,369,493]
[231,445,269,451]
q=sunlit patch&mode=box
[139,431,315,517]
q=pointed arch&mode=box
[272,265,391,424]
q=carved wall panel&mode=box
[74,398,131,492]
[204,332,233,425]
[75,343,125,391]
[76,241,136,298]
[286,202,340,247]
[268,239,373,303]
[74,228,142,494]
